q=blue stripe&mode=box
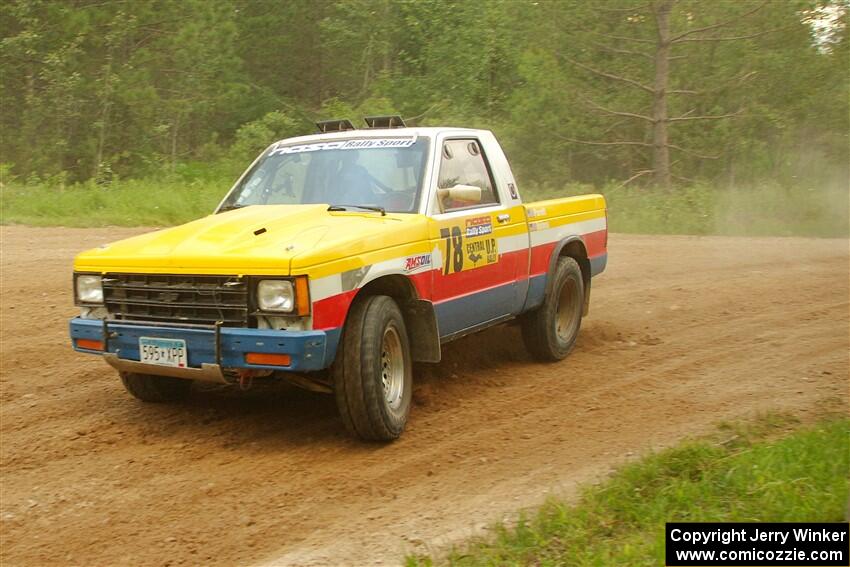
[590,253,607,276]
[434,282,519,338]
[522,274,548,312]
[323,328,342,365]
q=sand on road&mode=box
[1,226,847,566]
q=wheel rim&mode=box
[381,325,405,410]
[555,278,580,342]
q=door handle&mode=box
[497,213,510,223]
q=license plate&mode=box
[139,337,188,368]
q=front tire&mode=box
[119,372,193,402]
[333,295,413,441]
[521,256,585,361]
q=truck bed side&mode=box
[522,194,608,312]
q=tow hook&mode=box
[235,369,270,390]
[237,371,254,390]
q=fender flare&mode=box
[400,298,441,363]
[545,235,592,316]
[354,271,442,363]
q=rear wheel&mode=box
[119,372,193,402]
[521,256,584,361]
[333,295,412,441]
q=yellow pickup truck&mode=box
[70,117,608,441]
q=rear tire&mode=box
[120,372,193,403]
[521,256,585,361]
[333,295,413,441]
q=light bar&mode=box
[364,115,406,129]
[316,119,356,133]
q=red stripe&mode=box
[583,229,607,258]
[530,242,557,276]
[312,271,433,330]
[311,228,606,330]
[430,248,527,302]
[312,289,357,330]
[409,271,432,299]
[530,229,608,275]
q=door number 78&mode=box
[439,227,464,275]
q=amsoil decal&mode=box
[403,254,432,272]
[465,216,493,237]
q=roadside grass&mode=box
[0,163,236,227]
[0,178,229,227]
[1,173,848,237]
[406,414,850,566]
[524,182,850,238]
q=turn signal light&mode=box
[294,276,310,316]
[76,338,104,351]
[245,352,291,366]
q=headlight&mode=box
[257,280,295,312]
[76,274,103,304]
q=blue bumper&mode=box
[69,318,339,372]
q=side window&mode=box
[437,139,499,211]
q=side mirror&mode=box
[437,184,482,211]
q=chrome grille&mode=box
[102,274,248,326]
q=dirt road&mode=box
[1,226,847,566]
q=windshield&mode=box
[220,137,430,213]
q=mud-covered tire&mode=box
[333,295,413,441]
[521,256,585,362]
[119,372,193,403]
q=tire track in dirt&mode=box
[0,227,847,566]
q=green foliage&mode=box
[406,417,850,566]
[1,0,846,189]
[231,110,306,161]
[4,175,846,238]
[0,171,229,227]
[505,0,849,187]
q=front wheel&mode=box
[119,372,193,402]
[333,295,413,441]
[521,256,585,361]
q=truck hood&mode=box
[74,205,428,275]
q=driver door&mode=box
[428,138,519,339]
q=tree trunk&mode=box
[651,0,674,188]
[170,114,180,171]
[93,57,113,180]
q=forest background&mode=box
[1,0,847,234]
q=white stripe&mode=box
[368,255,410,276]
[497,232,530,254]
[431,243,443,272]
[309,274,342,302]
[530,217,606,247]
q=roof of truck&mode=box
[273,127,486,147]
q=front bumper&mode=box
[69,318,338,378]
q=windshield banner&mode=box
[269,138,416,156]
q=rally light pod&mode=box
[316,119,356,133]
[364,115,406,129]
